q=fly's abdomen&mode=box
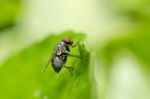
[51,56,67,73]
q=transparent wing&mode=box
[41,56,52,72]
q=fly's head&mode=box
[63,37,73,45]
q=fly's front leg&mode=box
[71,42,79,47]
[67,53,81,58]
[62,54,81,58]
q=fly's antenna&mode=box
[41,57,51,72]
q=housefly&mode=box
[41,37,79,73]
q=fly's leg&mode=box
[64,66,75,75]
[62,54,81,58]
[62,42,80,58]
[67,54,81,58]
[71,42,79,47]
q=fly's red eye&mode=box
[63,37,73,45]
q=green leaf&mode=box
[0,31,95,99]
[97,30,150,89]
[97,28,150,99]
[0,0,21,31]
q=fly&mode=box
[41,37,80,73]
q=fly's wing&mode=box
[41,55,53,72]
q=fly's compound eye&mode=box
[63,37,73,45]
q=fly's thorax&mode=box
[54,41,70,56]
[54,41,64,52]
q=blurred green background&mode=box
[0,0,150,99]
